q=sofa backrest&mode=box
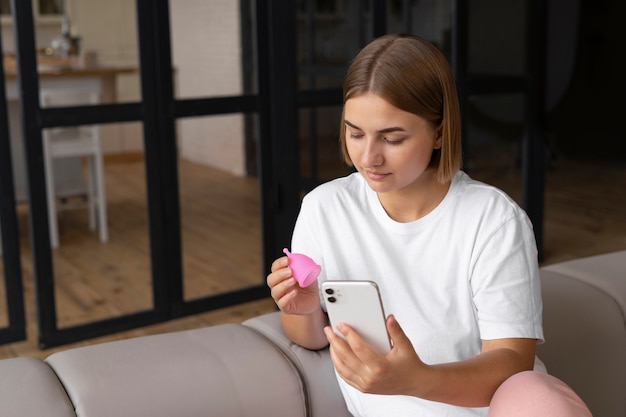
[244,312,352,417]
[1,252,623,417]
[45,323,308,417]
[0,356,75,417]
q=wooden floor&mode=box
[1,152,625,360]
[0,156,277,359]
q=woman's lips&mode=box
[365,170,389,181]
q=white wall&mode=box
[65,0,137,67]
[1,22,59,54]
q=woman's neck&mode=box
[377,173,452,223]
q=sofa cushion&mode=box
[46,323,307,417]
[244,312,352,417]
[0,356,75,417]
[538,252,626,417]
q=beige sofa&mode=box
[0,251,624,417]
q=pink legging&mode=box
[489,371,592,417]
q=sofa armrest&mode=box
[0,356,76,417]
[538,251,626,417]
[46,323,308,417]
[244,312,352,417]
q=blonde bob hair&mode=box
[340,34,462,183]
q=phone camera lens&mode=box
[327,296,336,303]
[324,288,334,295]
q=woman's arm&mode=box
[325,315,536,407]
[281,308,329,350]
[424,336,537,406]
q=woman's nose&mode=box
[361,138,383,167]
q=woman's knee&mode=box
[488,371,592,417]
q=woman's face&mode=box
[344,92,442,196]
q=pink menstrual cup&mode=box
[283,248,321,288]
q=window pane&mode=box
[170,0,248,98]
[48,122,152,329]
[299,105,350,186]
[34,0,140,103]
[178,115,262,301]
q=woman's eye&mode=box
[383,137,403,145]
[349,133,364,139]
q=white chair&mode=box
[41,89,108,248]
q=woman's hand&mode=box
[324,314,430,396]
[325,314,538,407]
[266,255,321,316]
[267,255,329,350]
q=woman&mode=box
[267,34,590,417]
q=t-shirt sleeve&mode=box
[470,210,544,343]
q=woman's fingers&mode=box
[270,255,289,273]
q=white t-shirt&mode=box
[291,171,544,417]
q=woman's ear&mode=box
[434,127,443,149]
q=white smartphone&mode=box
[321,280,392,355]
